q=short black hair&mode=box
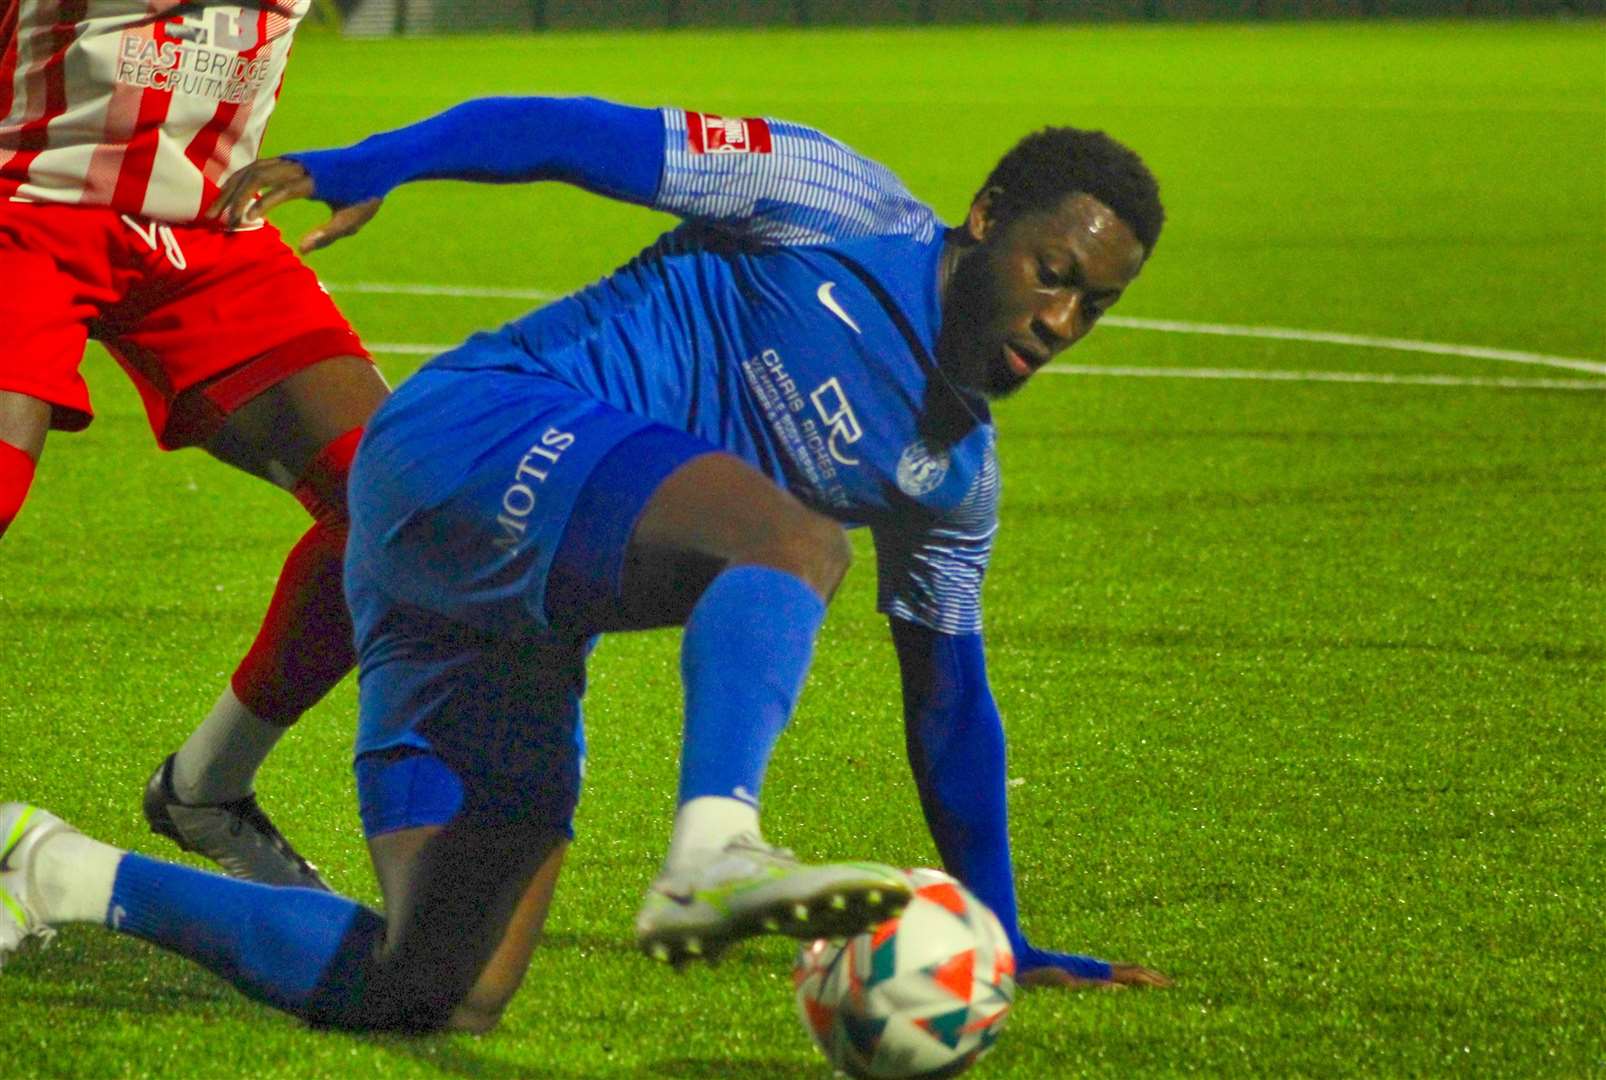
[979,127,1164,256]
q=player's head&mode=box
[939,127,1163,400]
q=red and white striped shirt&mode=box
[0,1,305,223]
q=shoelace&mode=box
[725,835,797,863]
[1,885,56,951]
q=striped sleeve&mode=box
[872,440,1000,636]
[656,108,938,246]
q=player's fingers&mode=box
[245,173,315,223]
[239,157,306,194]
[1109,963,1173,989]
[1018,962,1172,992]
[208,158,300,223]
[214,160,311,228]
[298,227,329,255]
[205,165,263,222]
[299,197,382,255]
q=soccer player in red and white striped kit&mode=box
[0,1,388,888]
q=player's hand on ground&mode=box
[1016,944,1173,991]
[205,157,383,254]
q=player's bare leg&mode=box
[613,453,851,624]
[366,824,568,1032]
[144,356,389,889]
[1,799,564,1033]
[0,391,50,458]
[608,453,911,965]
[0,391,50,539]
[200,354,385,486]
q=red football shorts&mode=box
[0,200,370,449]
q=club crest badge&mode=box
[896,440,950,497]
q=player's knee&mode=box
[354,963,475,1034]
[444,989,514,1034]
[438,949,533,1033]
[359,926,531,1035]
[812,515,854,597]
[445,1008,502,1035]
[756,509,851,600]
[292,426,364,524]
[306,935,485,1034]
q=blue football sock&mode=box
[677,565,826,807]
[109,853,387,1024]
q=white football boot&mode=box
[0,803,69,968]
[635,834,910,968]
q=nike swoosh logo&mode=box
[817,281,861,334]
[0,808,34,873]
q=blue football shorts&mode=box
[345,350,714,838]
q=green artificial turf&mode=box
[2,18,1602,1079]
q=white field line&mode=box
[365,342,1604,392]
[1046,365,1606,392]
[1099,316,1606,376]
[367,343,443,355]
[329,281,560,301]
[328,280,1606,380]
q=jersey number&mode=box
[211,9,261,50]
[167,8,261,50]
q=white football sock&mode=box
[171,686,287,804]
[663,796,762,876]
[33,830,122,926]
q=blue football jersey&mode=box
[430,109,998,635]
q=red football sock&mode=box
[230,428,364,727]
[0,440,36,539]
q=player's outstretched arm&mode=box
[888,617,1173,991]
[206,96,664,248]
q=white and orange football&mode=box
[793,868,1016,1079]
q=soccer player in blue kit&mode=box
[0,95,1168,1031]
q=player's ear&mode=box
[965,187,1005,244]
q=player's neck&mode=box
[936,227,972,305]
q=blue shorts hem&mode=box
[354,747,579,840]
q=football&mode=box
[793,869,1016,1079]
